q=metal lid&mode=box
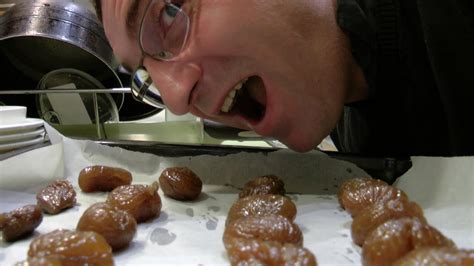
[36,68,119,125]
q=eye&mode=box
[165,4,179,17]
[160,3,181,28]
[140,0,189,60]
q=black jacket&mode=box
[333,0,474,156]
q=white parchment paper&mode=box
[0,127,473,265]
[0,124,64,193]
[394,157,474,249]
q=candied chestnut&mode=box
[159,167,202,201]
[225,237,317,266]
[239,175,286,199]
[0,205,43,242]
[77,202,137,250]
[226,194,297,226]
[0,213,5,228]
[106,182,161,223]
[36,180,76,214]
[351,197,426,246]
[393,247,474,266]
[78,165,132,192]
[27,229,113,266]
[338,177,408,217]
[223,214,303,246]
[16,256,62,266]
[362,217,456,266]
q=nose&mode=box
[144,58,202,115]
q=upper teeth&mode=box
[221,79,247,113]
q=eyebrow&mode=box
[126,0,142,39]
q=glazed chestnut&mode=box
[27,229,113,266]
[393,247,474,266]
[225,237,317,266]
[351,197,426,246]
[0,205,43,242]
[226,194,297,226]
[78,165,132,192]
[362,217,456,266]
[16,256,62,266]
[77,202,137,250]
[36,180,76,214]
[239,175,286,199]
[159,167,202,201]
[223,214,303,246]
[106,182,161,223]
[338,177,408,217]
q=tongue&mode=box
[246,76,267,106]
[234,76,266,121]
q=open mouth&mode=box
[220,76,266,122]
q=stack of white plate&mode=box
[0,106,46,154]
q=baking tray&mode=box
[0,131,471,265]
[97,140,412,184]
[1,135,372,265]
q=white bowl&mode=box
[0,106,27,125]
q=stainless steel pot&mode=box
[0,0,164,122]
[0,1,14,16]
[0,0,121,88]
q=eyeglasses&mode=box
[130,0,190,109]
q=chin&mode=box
[280,137,322,153]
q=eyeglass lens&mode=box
[140,0,189,60]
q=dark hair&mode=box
[92,0,102,21]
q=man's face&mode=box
[102,0,356,152]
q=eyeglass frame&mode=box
[129,0,191,109]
